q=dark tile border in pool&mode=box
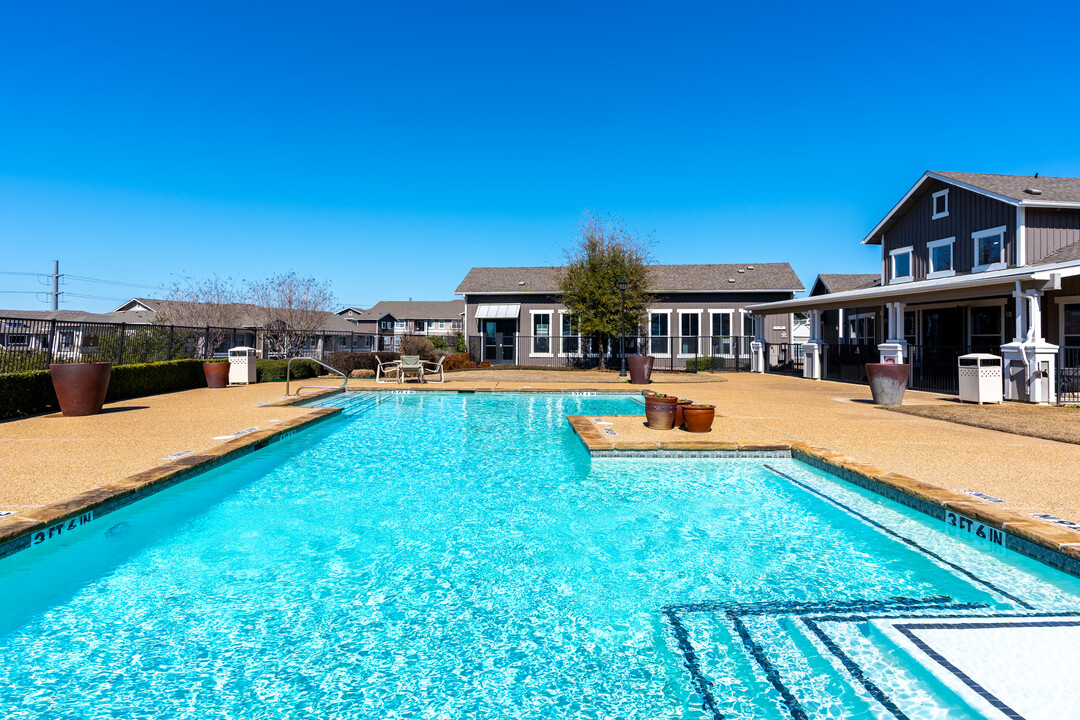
[0,406,343,561]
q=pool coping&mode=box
[567,414,1080,579]
[0,406,343,561]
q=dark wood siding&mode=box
[881,179,1016,282]
[1026,208,1080,264]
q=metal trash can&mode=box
[228,346,257,384]
[958,353,1002,404]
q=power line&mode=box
[65,274,160,290]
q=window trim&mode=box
[677,309,703,359]
[926,237,956,279]
[708,308,735,356]
[557,310,581,357]
[889,245,914,284]
[647,308,672,358]
[931,189,949,220]
[528,309,553,357]
[972,225,1008,273]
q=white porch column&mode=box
[750,314,766,373]
[1001,290,1059,402]
[879,302,907,366]
[803,309,824,380]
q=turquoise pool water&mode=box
[1,392,1079,719]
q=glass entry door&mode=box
[483,320,516,364]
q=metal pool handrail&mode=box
[286,356,348,396]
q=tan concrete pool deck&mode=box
[2,371,1079,561]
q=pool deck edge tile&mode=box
[0,406,342,561]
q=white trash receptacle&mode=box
[958,353,1002,404]
[228,347,257,384]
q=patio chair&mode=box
[375,356,401,384]
[398,355,423,383]
[421,355,446,384]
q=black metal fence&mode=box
[1059,347,1080,403]
[466,334,756,372]
[0,316,391,375]
[824,343,877,384]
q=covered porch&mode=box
[747,264,1080,402]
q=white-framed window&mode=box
[678,310,702,357]
[927,237,955,279]
[932,189,949,220]
[973,225,1007,272]
[709,309,733,355]
[59,330,75,348]
[559,311,580,355]
[7,334,28,346]
[530,310,552,356]
[395,320,405,329]
[648,309,670,356]
[890,246,914,284]
[439,320,445,329]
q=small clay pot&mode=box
[49,362,113,416]
[203,362,230,388]
[673,398,693,428]
[644,394,678,430]
[682,404,716,433]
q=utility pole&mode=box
[49,260,62,310]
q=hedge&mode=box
[0,359,210,420]
[686,357,728,371]
[0,370,57,419]
[255,358,325,382]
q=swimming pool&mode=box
[1,392,1078,719]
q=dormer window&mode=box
[973,226,1007,272]
[890,246,913,283]
[932,189,949,220]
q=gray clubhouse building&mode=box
[455,264,803,368]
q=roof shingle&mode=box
[455,264,803,294]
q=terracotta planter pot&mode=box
[865,363,910,405]
[682,404,716,433]
[49,362,112,417]
[673,398,693,428]
[627,355,654,385]
[203,362,230,389]
[644,394,678,430]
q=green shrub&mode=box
[686,357,726,371]
[451,331,467,354]
[430,336,448,351]
[255,358,324,382]
[325,352,401,375]
[0,370,57,419]
[106,359,208,401]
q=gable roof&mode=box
[455,264,803,294]
[862,170,1080,245]
[111,297,359,332]
[810,274,880,296]
[364,300,464,319]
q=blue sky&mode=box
[2,1,1079,312]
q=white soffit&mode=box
[474,304,521,319]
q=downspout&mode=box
[1013,281,1030,379]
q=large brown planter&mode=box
[682,404,716,433]
[865,363,910,405]
[644,393,678,430]
[203,362,230,388]
[627,355,654,384]
[49,362,112,416]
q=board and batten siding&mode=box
[1026,208,1080,265]
[881,179,1016,282]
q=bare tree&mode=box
[247,272,337,358]
[156,276,244,357]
